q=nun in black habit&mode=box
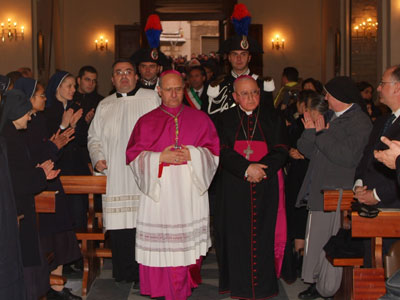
[45,71,91,230]
[0,89,59,299]
[0,76,26,300]
[14,78,82,300]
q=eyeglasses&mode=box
[379,81,399,86]
[237,89,260,98]
[161,87,184,93]
[114,69,134,76]
[34,94,46,99]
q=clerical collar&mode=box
[140,77,158,87]
[334,103,353,117]
[239,105,253,115]
[231,69,250,78]
[116,85,140,98]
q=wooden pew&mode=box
[34,191,67,286]
[60,175,110,296]
[323,190,364,300]
[351,211,400,299]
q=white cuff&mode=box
[353,179,363,192]
[372,188,381,202]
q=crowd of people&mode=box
[1,4,400,300]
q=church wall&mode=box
[61,0,140,96]
[0,0,33,76]
[243,0,341,86]
[243,0,324,85]
[390,0,400,66]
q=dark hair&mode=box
[356,81,373,92]
[6,71,22,85]
[78,65,98,78]
[283,67,299,82]
[188,65,206,78]
[308,92,329,115]
[391,65,400,82]
[298,90,316,105]
[111,59,136,73]
[302,77,324,94]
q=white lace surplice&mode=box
[130,146,218,267]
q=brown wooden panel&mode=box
[351,211,400,238]
[35,191,57,213]
[323,190,354,211]
[114,25,142,60]
[60,176,106,195]
[248,24,263,77]
[332,257,363,267]
[353,268,386,300]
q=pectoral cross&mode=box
[244,144,253,160]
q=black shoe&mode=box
[47,288,82,300]
[298,283,321,299]
[132,281,140,289]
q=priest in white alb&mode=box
[126,70,219,300]
[88,59,160,285]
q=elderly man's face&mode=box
[139,62,160,81]
[158,73,184,108]
[233,78,260,112]
[377,67,400,110]
[111,62,137,93]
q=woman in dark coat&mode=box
[14,78,82,300]
[0,89,59,299]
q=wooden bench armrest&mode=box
[323,189,354,211]
[35,191,57,213]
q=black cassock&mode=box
[215,105,288,299]
[0,137,25,299]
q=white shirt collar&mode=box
[231,69,250,78]
[335,104,353,117]
[194,86,204,95]
[392,108,400,121]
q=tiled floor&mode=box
[65,249,314,300]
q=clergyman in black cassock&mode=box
[215,76,288,299]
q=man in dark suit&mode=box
[354,65,400,209]
[183,65,209,113]
[354,65,400,268]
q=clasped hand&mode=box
[36,159,60,180]
[246,163,268,183]
[354,186,379,205]
[160,145,191,164]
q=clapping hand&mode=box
[50,128,75,150]
[36,159,60,180]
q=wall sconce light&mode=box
[353,17,378,39]
[1,18,24,42]
[95,35,108,51]
[271,34,285,50]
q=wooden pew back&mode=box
[34,191,57,213]
[351,211,400,299]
